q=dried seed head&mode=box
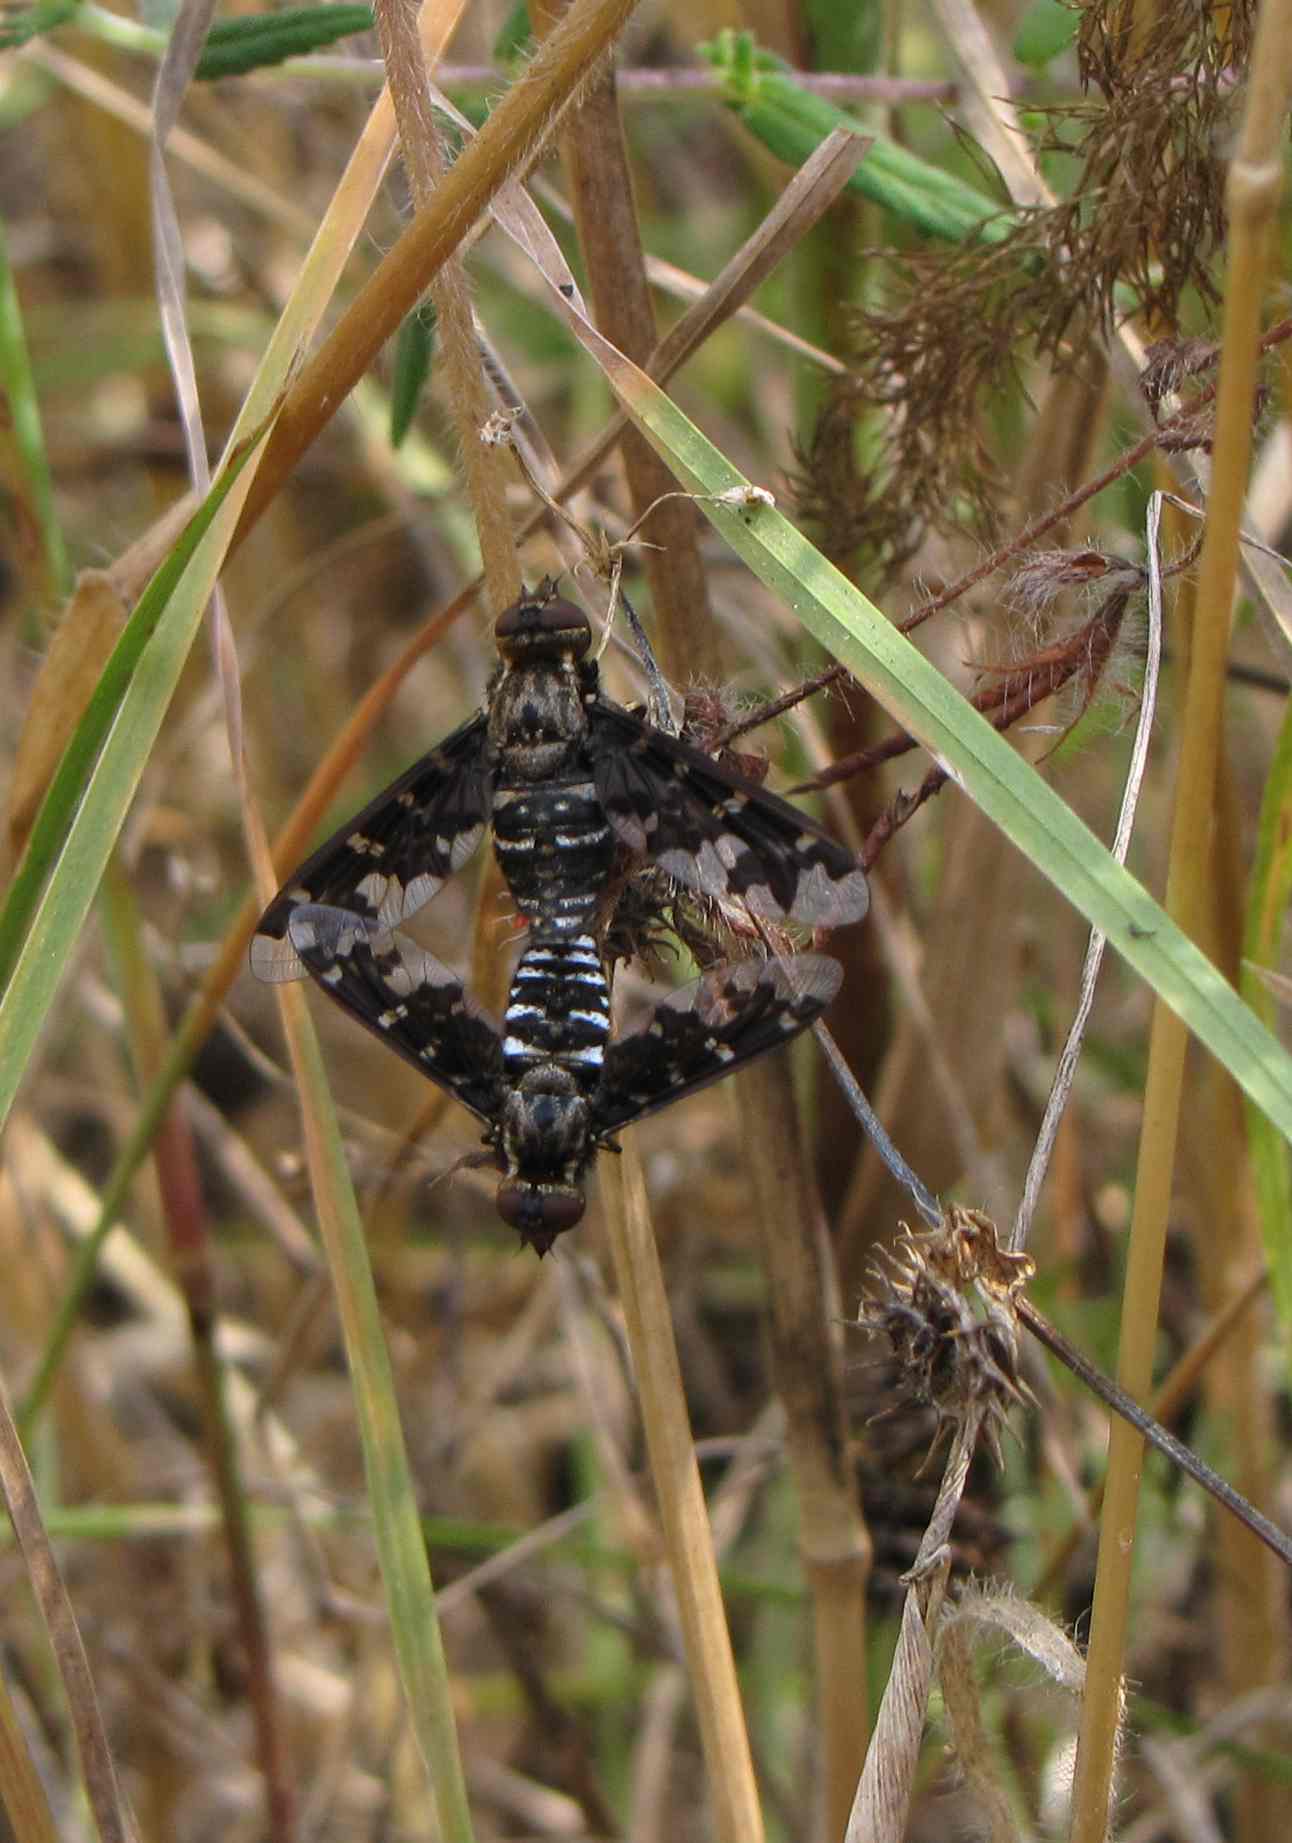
[859,1208,1034,1459]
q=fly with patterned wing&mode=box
[282,902,842,1251]
[252,583,867,1245]
[252,583,868,980]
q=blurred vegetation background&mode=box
[3,1,1292,1839]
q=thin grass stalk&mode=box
[372,0,522,612]
[1239,694,1292,1340]
[0,216,69,620]
[245,791,477,1840]
[16,589,475,1432]
[0,1384,131,1843]
[1069,13,1292,1836]
[98,860,295,1840]
[846,1406,981,1843]
[533,0,717,672]
[600,1145,766,1843]
[737,1053,870,1841]
[371,0,525,1023]
[1189,755,1288,1842]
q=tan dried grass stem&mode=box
[1070,14,1292,1839]
[0,1382,131,1843]
[534,0,716,674]
[600,1146,766,1843]
[373,0,521,611]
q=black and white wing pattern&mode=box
[251,711,491,984]
[284,903,505,1123]
[587,702,868,929]
[593,953,843,1136]
[282,903,841,1248]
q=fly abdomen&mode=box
[491,777,616,932]
[501,932,611,1090]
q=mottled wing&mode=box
[588,703,867,928]
[285,903,505,1124]
[251,711,490,983]
[593,953,842,1136]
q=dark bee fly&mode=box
[252,586,868,1247]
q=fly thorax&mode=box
[488,662,587,780]
[499,1068,594,1185]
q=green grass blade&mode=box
[1241,697,1292,1353]
[0,215,69,606]
[0,431,263,998]
[277,987,476,1840]
[599,355,1292,1152]
[0,438,265,1134]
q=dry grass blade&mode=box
[739,1049,870,1837]
[845,1418,971,1843]
[243,800,476,1840]
[373,0,521,611]
[0,1670,61,1843]
[0,1385,132,1843]
[600,1147,766,1843]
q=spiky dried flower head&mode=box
[859,1208,1035,1463]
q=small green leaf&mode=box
[0,0,78,51]
[1013,0,1079,69]
[389,303,438,449]
[195,5,375,80]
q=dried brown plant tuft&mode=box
[800,0,1250,567]
[1053,0,1250,333]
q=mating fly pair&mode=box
[253,588,868,1250]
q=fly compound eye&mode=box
[495,594,591,660]
[496,1181,585,1253]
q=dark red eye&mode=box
[494,594,590,659]
[496,1181,585,1253]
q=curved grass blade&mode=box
[0,423,267,998]
[579,340,1292,1152]
[0,424,268,1131]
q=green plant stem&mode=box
[0,216,69,616]
[273,976,476,1841]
